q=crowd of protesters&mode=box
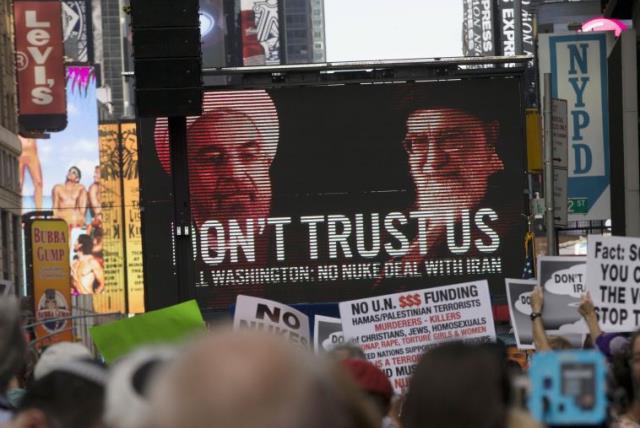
[1,291,640,428]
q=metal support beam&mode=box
[168,117,195,301]
[543,73,557,255]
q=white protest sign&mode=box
[505,278,537,350]
[505,278,585,349]
[233,295,311,348]
[587,236,640,332]
[538,256,587,334]
[313,315,343,353]
[339,280,495,392]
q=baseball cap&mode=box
[34,342,93,380]
[341,358,393,401]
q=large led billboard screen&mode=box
[139,77,526,311]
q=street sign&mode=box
[552,98,568,227]
[554,168,568,227]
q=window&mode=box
[1,210,8,280]
[11,156,18,192]
[4,151,10,189]
[0,151,5,188]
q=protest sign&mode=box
[587,236,640,332]
[538,256,587,333]
[90,300,205,363]
[505,278,537,349]
[339,281,496,392]
[233,295,311,349]
[313,315,343,353]
[505,278,585,350]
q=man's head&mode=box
[628,332,640,398]
[43,289,58,311]
[10,360,107,428]
[75,234,93,255]
[188,108,277,225]
[329,342,367,361]
[403,108,503,215]
[153,91,279,227]
[341,358,393,418]
[402,342,509,428]
[66,166,82,184]
[612,331,640,409]
[93,166,100,184]
[145,328,378,428]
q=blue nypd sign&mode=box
[539,32,611,221]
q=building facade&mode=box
[309,0,325,63]
[0,0,24,295]
[280,0,325,64]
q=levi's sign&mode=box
[14,0,67,131]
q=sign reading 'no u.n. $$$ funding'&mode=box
[339,281,495,392]
[538,32,612,221]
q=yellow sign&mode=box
[31,219,73,345]
[96,122,145,314]
[96,124,126,313]
[122,123,145,313]
[526,109,543,172]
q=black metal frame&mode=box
[139,56,531,310]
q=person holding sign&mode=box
[531,286,602,351]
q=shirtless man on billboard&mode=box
[18,137,44,210]
[71,234,104,294]
[52,166,87,228]
[88,165,102,221]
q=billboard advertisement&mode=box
[538,32,611,221]
[120,123,145,313]
[29,219,73,345]
[139,78,527,311]
[97,123,126,313]
[462,0,495,57]
[62,0,92,64]
[14,0,68,132]
[240,0,280,66]
[20,66,106,306]
[97,122,145,313]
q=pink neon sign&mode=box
[581,17,628,38]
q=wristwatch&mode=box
[530,312,542,321]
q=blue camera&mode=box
[528,350,607,426]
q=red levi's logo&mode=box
[14,1,66,118]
